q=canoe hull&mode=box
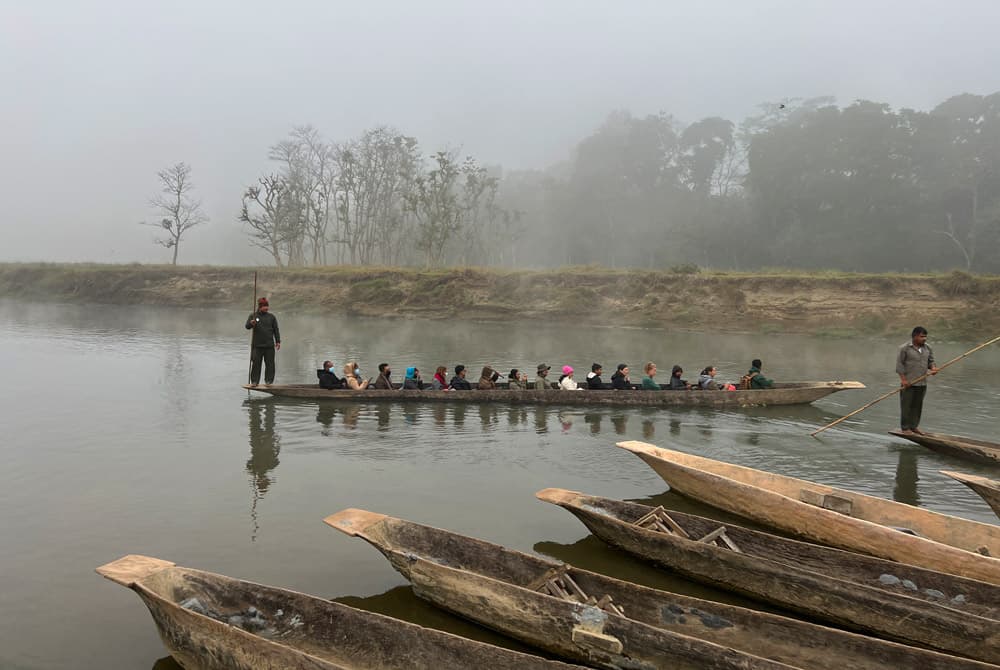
[536,489,1000,664]
[244,381,864,408]
[96,555,584,670]
[618,441,1000,584]
[326,509,1000,669]
[944,470,1000,520]
[890,430,1000,466]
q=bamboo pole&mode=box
[247,271,258,386]
[811,333,1000,437]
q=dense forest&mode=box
[212,92,1000,273]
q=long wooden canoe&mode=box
[324,508,1000,669]
[618,440,1000,583]
[890,430,1000,466]
[536,487,1000,663]
[96,554,586,670]
[243,380,864,408]
[944,470,1000,520]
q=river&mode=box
[1,300,997,669]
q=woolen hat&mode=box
[258,297,269,306]
[562,365,574,375]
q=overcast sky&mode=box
[2,0,999,264]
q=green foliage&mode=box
[669,263,701,275]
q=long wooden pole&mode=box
[247,271,258,386]
[811,333,1000,437]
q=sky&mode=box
[2,0,999,264]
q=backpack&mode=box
[317,369,344,389]
[740,372,758,390]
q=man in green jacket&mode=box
[896,326,938,434]
[746,359,774,389]
[246,297,281,387]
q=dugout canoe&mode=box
[243,380,864,408]
[944,470,1000,520]
[324,509,999,669]
[536,487,1000,663]
[96,554,586,670]
[889,430,1000,466]
[618,441,1000,584]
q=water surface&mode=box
[1,300,997,669]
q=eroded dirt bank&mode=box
[2,263,997,337]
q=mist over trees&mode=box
[232,91,1000,272]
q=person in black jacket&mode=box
[245,297,281,387]
[317,360,343,389]
[611,363,631,390]
[586,363,604,389]
[668,365,691,390]
[449,364,473,390]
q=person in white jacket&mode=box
[558,365,582,390]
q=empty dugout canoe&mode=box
[944,470,1000,520]
[617,440,1000,583]
[889,430,1000,467]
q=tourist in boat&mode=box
[402,367,423,390]
[641,362,660,389]
[450,365,473,390]
[342,363,370,390]
[611,363,631,389]
[896,326,939,435]
[559,365,582,390]
[669,365,691,390]
[535,363,551,390]
[431,366,449,390]
[745,359,774,389]
[245,296,281,387]
[478,366,498,389]
[317,360,343,389]
[374,363,393,389]
[587,363,604,389]
[508,369,527,390]
[698,366,720,390]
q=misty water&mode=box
[2,300,998,669]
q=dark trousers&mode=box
[899,385,927,430]
[250,346,276,384]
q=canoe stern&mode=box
[96,554,175,587]
[324,509,390,539]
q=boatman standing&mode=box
[896,326,938,435]
[246,297,281,387]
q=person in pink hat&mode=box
[558,365,582,390]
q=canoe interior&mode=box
[621,441,1000,557]
[330,511,1000,670]
[130,565,582,670]
[890,431,1000,466]
[560,493,1000,621]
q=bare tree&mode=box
[239,175,302,268]
[405,151,465,266]
[142,162,208,264]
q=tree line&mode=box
[146,90,1000,272]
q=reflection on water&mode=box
[246,399,281,542]
[893,449,921,506]
[152,656,182,670]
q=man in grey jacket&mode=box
[895,326,939,434]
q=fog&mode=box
[3,0,1000,267]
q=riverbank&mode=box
[1,262,996,337]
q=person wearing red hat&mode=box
[245,296,281,387]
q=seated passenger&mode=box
[402,367,423,390]
[558,365,582,390]
[698,366,720,390]
[611,363,632,390]
[478,366,498,390]
[317,360,343,389]
[745,358,775,389]
[508,368,527,390]
[535,363,552,390]
[374,363,393,389]
[431,366,449,390]
[450,364,473,390]
[586,363,604,389]
[669,365,691,390]
[342,363,370,390]
[641,362,661,390]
